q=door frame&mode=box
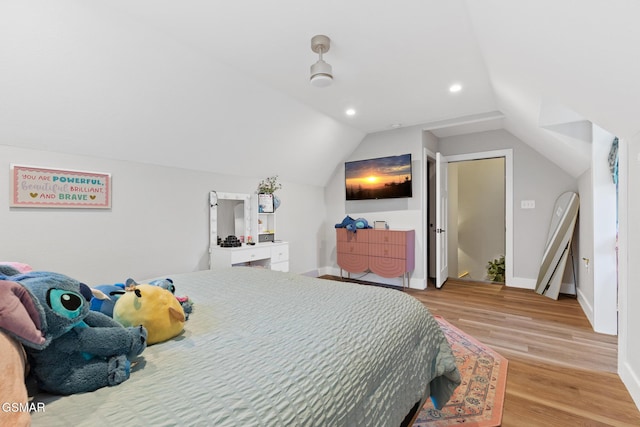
[423,148,514,287]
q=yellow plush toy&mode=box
[113,282,185,345]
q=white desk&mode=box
[210,241,289,272]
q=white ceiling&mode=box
[2,0,640,184]
[108,0,498,134]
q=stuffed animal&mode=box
[334,215,371,232]
[89,283,126,317]
[148,278,194,320]
[114,280,186,345]
[0,261,32,275]
[0,271,148,395]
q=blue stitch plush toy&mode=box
[0,269,147,395]
[89,283,126,317]
[334,215,371,232]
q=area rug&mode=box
[413,316,508,427]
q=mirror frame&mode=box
[209,191,252,249]
[534,191,579,299]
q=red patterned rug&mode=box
[413,316,508,427]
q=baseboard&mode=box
[576,287,595,328]
[620,360,640,411]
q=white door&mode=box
[436,153,449,288]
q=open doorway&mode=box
[448,158,505,282]
[425,149,513,287]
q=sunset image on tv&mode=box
[345,153,412,200]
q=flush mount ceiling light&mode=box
[310,35,332,87]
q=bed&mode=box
[29,267,460,426]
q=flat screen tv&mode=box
[345,153,412,200]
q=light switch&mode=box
[521,200,535,209]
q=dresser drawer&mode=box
[270,260,289,272]
[336,228,369,243]
[369,256,407,278]
[369,244,406,259]
[337,253,368,273]
[369,230,406,245]
[337,241,368,256]
[270,244,289,263]
[230,246,271,264]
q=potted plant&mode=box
[486,255,505,283]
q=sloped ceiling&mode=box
[1,0,639,185]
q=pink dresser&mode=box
[336,228,415,288]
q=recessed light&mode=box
[390,123,402,129]
[345,108,356,116]
[449,83,462,93]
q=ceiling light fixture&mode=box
[345,108,356,116]
[310,35,333,87]
[449,83,462,93]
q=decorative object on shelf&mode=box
[220,236,242,247]
[257,175,282,211]
[256,175,282,194]
[334,215,371,233]
[486,255,505,283]
[374,221,388,230]
[258,193,274,213]
[310,35,332,87]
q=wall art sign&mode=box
[258,193,274,213]
[10,164,111,208]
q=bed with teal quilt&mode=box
[30,267,460,427]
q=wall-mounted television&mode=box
[345,153,412,200]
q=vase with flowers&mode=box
[257,175,282,210]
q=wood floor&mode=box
[323,276,640,426]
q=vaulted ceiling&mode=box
[2,1,639,186]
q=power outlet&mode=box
[521,200,535,209]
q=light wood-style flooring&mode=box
[324,276,640,426]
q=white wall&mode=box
[438,129,577,286]
[323,124,425,287]
[619,134,640,408]
[573,124,618,335]
[0,145,326,284]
